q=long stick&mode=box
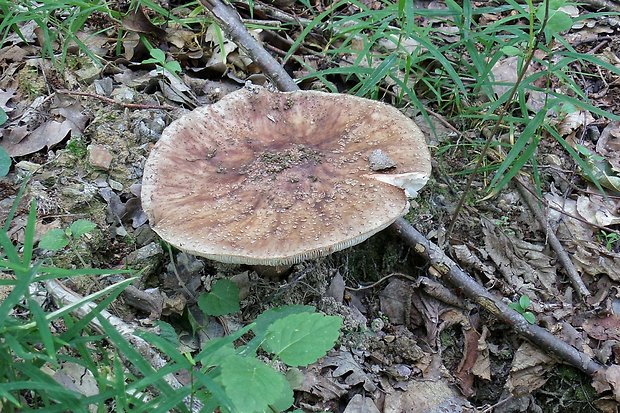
[199,0,604,377]
[199,0,299,92]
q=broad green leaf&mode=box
[263,312,342,367]
[253,305,315,337]
[501,45,522,56]
[0,147,10,177]
[69,219,96,238]
[536,1,573,39]
[218,355,293,413]
[508,302,523,313]
[0,107,7,125]
[149,48,166,62]
[519,295,531,309]
[523,312,537,324]
[154,320,180,347]
[38,229,69,251]
[198,279,240,316]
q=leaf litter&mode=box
[1,1,620,412]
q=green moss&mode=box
[17,66,46,98]
[66,137,88,158]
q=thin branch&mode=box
[515,178,590,297]
[199,0,299,92]
[390,218,602,375]
[56,89,177,110]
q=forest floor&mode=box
[1,1,620,412]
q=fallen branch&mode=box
[515,178,590,297]
[198,0,606,378]
[389,219,602,375]
[45,279,202,412]
[199,0,298,92]
[56,89,177,110]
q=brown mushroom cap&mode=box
[141,87,431,266]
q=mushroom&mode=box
[141,86,431,267]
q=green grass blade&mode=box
[355,54,398,97]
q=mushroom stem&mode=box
[250,264,293,279]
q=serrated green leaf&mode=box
[519,295,531,310]
[218,355,293,413]
[263,313,342,367]
[38,229,69,251]
[0,146,10,177]
[253,305,315,337]
[198,279,240,316]
[69,219,96,238]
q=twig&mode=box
[199,0,298,92]
[44,279,202,412]
[56,89,177,110]
[390,218,602,376]
[233,0,311,25]
[515,178,590,297]
[201,0,606,379]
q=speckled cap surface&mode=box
[141,86,431,265]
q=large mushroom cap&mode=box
[141,86,431,265]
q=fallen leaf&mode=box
[343,394,380,413]
[383,378,472,413]
[482,220,558,297]
[322,351,376,392]
[582,315,620,341]
[505,342,556,395]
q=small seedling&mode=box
[39,219,97,251]
[597,230,620,252]
[142,48,182,77]
[508,294,536,324]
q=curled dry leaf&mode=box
[505,342,556,395]
[482,220,557,297]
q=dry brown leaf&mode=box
[506,342,556,395]
[342,394,380,413]
[482,220,557,297]
[383,378,473,413]
[322,351,376,392]
[582,315,620,341]
[557,110,595,136]
[593,364,620,403]
[576,194,620,227]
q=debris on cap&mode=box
[141,86,431,266]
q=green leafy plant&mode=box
[142,47,182,77]
[597,230,620,252]
[38,219,97,251]
[143,279,344,413]
[508,294,536,324]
